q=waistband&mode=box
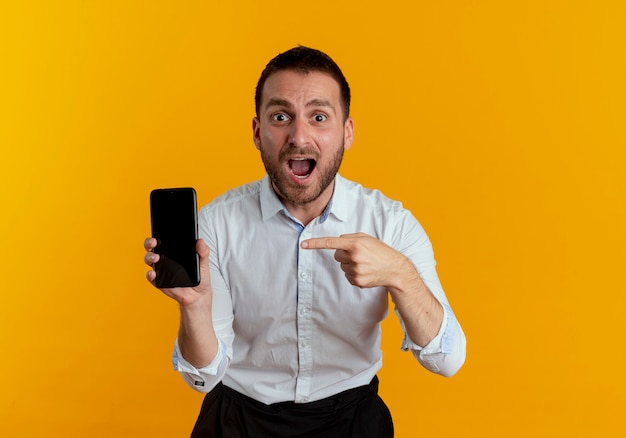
[222,375,380,413]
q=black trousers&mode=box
[190,376,394,437]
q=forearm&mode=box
[177,296,219,369]
[399,301,466,377]
[387,257,444,348]
[390,257,466,376]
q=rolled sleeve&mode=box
[172,338,229,393]
[399,303,466,377]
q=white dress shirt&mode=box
[172,174,466,404]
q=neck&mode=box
[273,181,335,226]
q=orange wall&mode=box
[1,1,624,436]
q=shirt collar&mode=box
[259,174,349,223]
[260,175,284,221]
[327,174,349,222]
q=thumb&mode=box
[195,238,212,290]
[197,238,210,267]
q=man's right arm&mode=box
[144,238,225,389]
[177,291,219,369]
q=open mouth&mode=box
[288,158,316,179]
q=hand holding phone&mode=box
[149,187,201,288]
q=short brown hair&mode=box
[255,46,351,121]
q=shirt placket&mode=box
[295,226,314,402]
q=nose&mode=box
[288,118,310,148]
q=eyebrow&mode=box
[266,98,291,109]
[266,97,336,113]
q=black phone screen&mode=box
[149,187,200,288]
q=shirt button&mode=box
[299,271,310,280]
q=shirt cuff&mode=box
[172,338,227,380]
[400,302,454,355]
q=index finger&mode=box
[301,236,351,250]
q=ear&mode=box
[252,117,261,150]
[343,117,354,150]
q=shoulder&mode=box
[337,174,404,212]
[335,175,426,248]
[200,179,263,217]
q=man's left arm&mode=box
[301,233,465,376]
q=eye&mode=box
[272,113,289,122]
[313,114,327,122]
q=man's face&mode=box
[253,70,354,210]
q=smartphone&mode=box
[149,187,200,288]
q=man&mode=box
[144,46,466,437]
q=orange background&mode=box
[1,1,625,436]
